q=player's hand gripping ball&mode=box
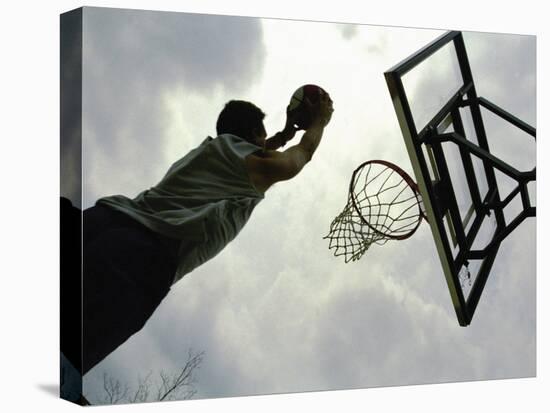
[287,84,330,130]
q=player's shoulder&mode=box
[247,149,281,160]
[244,149,283,177]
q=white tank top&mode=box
[97,134,265,284]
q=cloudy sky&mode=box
[76,7,536,404]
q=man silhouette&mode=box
[63,91,333,376]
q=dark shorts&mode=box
[82,203,181,374]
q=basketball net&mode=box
[324,160,427,262]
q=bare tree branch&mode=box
[98,349,204,405]
[102,372,129,404]
[158,350,204,401]
[130,371,152,403]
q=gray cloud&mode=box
[82,7,266,206]
[84,7,265,96]
[465,32,536,125]
[60,9,82,207]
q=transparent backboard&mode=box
[384,31,536,326]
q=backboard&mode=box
[384,31,536,326]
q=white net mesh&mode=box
[324,160,426,262]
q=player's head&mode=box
[216,100,266,145]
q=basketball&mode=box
[288,84,328,130]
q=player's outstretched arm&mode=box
[264,128,297,151]
[263,105,302,150]
[246,93,334,192]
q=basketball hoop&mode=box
[324,160,428,262]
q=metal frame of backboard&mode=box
[384,31,536,326]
